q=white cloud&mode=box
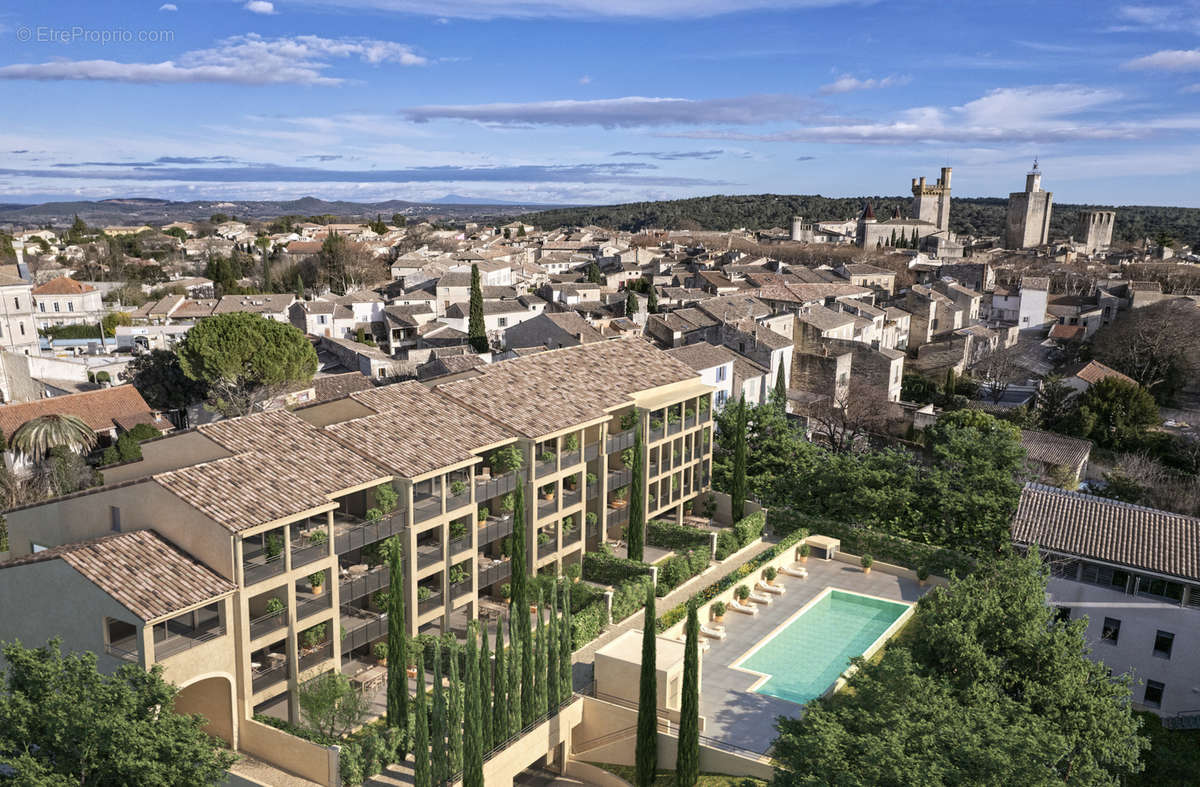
[1124,49,1200,72]
[818,73,909,94]
[579,75,591,85]
[282,0,875,19]
[0,34,427,86]
[1109,3,1200,33]
[401,94,820,127]
[244,0,277,13]
[159,3,178,10]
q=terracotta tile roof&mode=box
[1064,360,1135,387]
[0,530,234,621]
[32,276,95,295]
[666,342,738,371]
[0,385,158,438]
[326,381,513,478]
[1020,429,1092,469]
[1048,324,1086,342]
[1021,276,1050,291]
[796,305,855,332]
[436,337,700,438]
[1012,483,1200,582]
[754,282,872,304]
[312,372,374,402]
[212,294,295,315]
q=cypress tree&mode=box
[646,286,658,314]
[431,642,448,785]
[773,363,787,408]
[731,395,748,521]
[468,263,487,353]
[492,623,507,745]
[512,481,535,726]
[627,426,645,562]
[634,581,658,787]
[386,537,409,749]
[587,261,602,284]
[912,227,919,247]
[889,228,896,247]
[447,641,463,776]
[294,273,304,301]
[945,367,956,398]
[559,580,573,699]
[532,589,547,717]
[413,659,431,787]
[547,586,560,711]
[463,623,484,787]
[625,289,638,319]
[479,621,493,752]
[675,603,700,787]
[507,611,522,738]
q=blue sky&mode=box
[1,0,1199,207]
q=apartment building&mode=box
[0,272,39,356]
[31,276,105,329]
[1012,484,1200,717]
[0,337,713,772]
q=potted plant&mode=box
[417,586,433,602]
[564,475,578,492]
[541,484,556,502]
[309,570,326,596]
[566,562,582,583]
[490,444,524,473]
[449,564,467,585]
[651,417,663,432]
[449,479,467,497]
[449,519,467,541]
[537,531,551,545]
[620,410,638,432]
[478,506,489,526]
[610,488,628,509]
[683,500,693,516]
[861,554,874,575]
[763,566,778,586]
[265,533,283,561]
[564,434,579,453]
[562,515,576,535]
[711,600,726,623]
[539,449,557,466]
[373,641,388,666]
[797,542,811,564]
[265,597,285,617]
[306,529,328,547]
[500,583,512,605]
[586,511,598,530]
[500,492,516,513]
[365,507,383,523]
[735,585,751,603]
[586,472,597,486]
[917,565,930,587]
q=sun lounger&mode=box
[757,581,785,595]
[729,600,758,616]
[782,565,809,579]
[700,624,727,640]
[749,591,773,605]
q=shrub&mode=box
[655,549,710,597]
[861,554,874,569]
[489,444,524,473]
[95,371,111,383]
[115,432,142,463]
[646,520,709,551]
[917,565,930,581]
[373,483,399,514]
[582,550,651,587]
[364,507,383,522]
[735,584,750,601]
[732,510,766,546]
[763,566,777,582]
[610,575,653,623]
[711,601,726,618]
[566,562,582,581]
[714,530,740,560]
[571,599,606,649]
[126,423,161,442]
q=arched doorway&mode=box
[175,674,236,747]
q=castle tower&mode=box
[1005,161,1054,249]
[1076,209,1116,254]
[911,167,951,233]
[791,215,805,242]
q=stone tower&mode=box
[791,215,806,242]
[1076,209,1116,254]
[1005,162,1053,249]
[911,167,951,232]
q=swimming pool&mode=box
[731,588,912,706]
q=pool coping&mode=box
[727,586,915,704]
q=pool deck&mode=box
[699,559,930,756]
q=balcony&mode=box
[446,490,472,513]
[413,494,442,524]
[608,506,630,525]
[478,558,511,588]
[649,424,665,443]
[477,514,514,546]
[242,553,286,586]
[417,592,443,617]
[341,606,387,655]
[448,531,473,557]
[249,609,288,641]
[334,511,406,555]
[560,450,581,469]
[668,418,683,436]
[339,565,389,603]
[534,456,556,478]
[298,640,333,672]
[449,579,473,600]
[155,624,226,660]
[475,471,517,503]
[105,639,140,663]
[296,591,333,623]
[606,429,636,455]
[537,536,557,560]
[416,541,443,570]
[608,468,632,489]
[537,496,558,521]
[684,413,697,430]
[252,659,288,694]
[701,406,712,423]
[563,525,582,549]
[562,487,583,510]
[584,441,601,462]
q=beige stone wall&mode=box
[482,696,584,787]
[237,717,339,786]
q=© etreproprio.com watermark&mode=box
[16,25,175,44]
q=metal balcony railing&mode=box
[583,441,601,462]
[417,592,443,617]
[242,554,286,585]
[684,413,696,429]
[560,450,581,469]
[608,506,630,525]
[649,424,665,442]
[448,532,473,556]
[252,660,288,694]
[534,457,556,478]
[606,429,636,455]
[477,514,514,546]
[339,565,389,603]
[296,592,333,622]
[249,610,288,641]
[538,537,557,559]
[537,497,557,521]
[105,640,139,662]
[563,526,582,548]
[478,559,511,588]
[335,511,406,555]
[446,491,472,513]
[449,579,473,600]
[290,536,328,570]
[607,468,632,489]
[562,488,582,510]
[413,495,442,524]
[668,418,683,435]
[155,625,226,660]
[298,641,333,672]
[475,471,517,503]
[416,542,442,570]
[340,607,387,655]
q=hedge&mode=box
[610,574,654,623]
[571,599,607,650]
[646,520,710,551]
[770,508,975,578]
[582,549,652,587]
[253,714,409,786]
[714,510,765,560]
[654,548,710,597]
[655,526,810,633]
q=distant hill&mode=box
[516,194,1200,249]
[0,195,565,227]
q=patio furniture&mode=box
[700,624,726,640]
[782,565,809,579]
[749,591,773,605]
[349,564,369,575]
[351,665,386,694]
[757,581,785,596]
[729,600,757,616]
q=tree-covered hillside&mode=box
[517,194,1200,248]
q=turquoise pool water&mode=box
[738,590,909,706]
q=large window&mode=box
[1101,617,1121,644]
[1135,575,1185,603]
[1144,680,1165,708]
[1153,631,1174,660]
[1080,563,1130,593]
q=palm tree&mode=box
[10,415,97,463]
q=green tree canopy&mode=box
[1068,377,1160,451]
[123,349,208,414]
[0,639,237,785]
[772,551,1147,786]
[177,312,317,417]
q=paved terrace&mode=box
[698,558,929,755]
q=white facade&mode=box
[0,279,39,356]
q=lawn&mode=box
[589,763,766,787]
[1128,711,1200,786]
